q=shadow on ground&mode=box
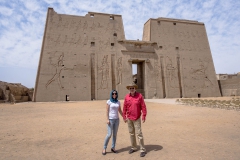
[117,144,163,153]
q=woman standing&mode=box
[102,90,123,155]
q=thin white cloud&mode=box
[0,6,13,16]
[202,0,217,8]
[21,0,41,12]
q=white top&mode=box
[107,100,121,119]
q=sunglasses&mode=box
[112,93,117,95]
[129,88,135,90]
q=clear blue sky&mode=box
[0,0,239,88]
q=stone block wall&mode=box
[143,18,221,98]
[33,8,221,101]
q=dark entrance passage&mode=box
[132,61,145,97]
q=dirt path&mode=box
[0,100,240,160]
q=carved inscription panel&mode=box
[98,55,110,90]
[165,56,179,89]
[154,21,209,52]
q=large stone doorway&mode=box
[132,61,145,97]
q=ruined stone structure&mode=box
[217,73,240,96]
[0,81,33,103]
[33,8,221,102]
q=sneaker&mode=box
[140,152,146,157]
[129,149,136,154]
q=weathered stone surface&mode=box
[0,81,32,103]
[217,73,240,96]
[33,8,221,102]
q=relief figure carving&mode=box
[154,59,162,82]
[97,22,103,28]
[46,52,73,89]
[191,59,213,88]
[153,59,162,97]
[166,56,179,88]
[98,55,109,89]
[116,57,122,85]
[83,21,88,32]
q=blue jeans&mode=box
[103,118,119,149]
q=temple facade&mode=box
[33,8,221,102]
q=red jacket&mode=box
[123,92,147,121]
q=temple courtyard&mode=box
[0,98,240,160]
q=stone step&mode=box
[15,100,29,103]
[14,96,29,101]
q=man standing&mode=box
[123,82,147,157]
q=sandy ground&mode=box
[0,99,240,160]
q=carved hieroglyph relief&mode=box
[116,57,122,85]
[152,59,162,98]
[105,22,111,33]
[46,33,55,49]
[48,13,107,33]
[191,59,213,87]
[62,20,70,30]
[75,20,82,31]
[184,58,214,92]
[104,38,110,49]
[83,34,88,46]
[56,15,63,30]
[45,33,90,48]
[98,37,104,51]
[75,35,82,47]
[62,35,68,46]
[45,52,73,89]
[154,59,162,82]
[98,55,109,89]
[156,23,207,51]
[89,21,97,31]
[54,34,62,46]
[69,20,76,30]
[98,37,112,51]
[68,33,76,46]
[46,14,125,51]
[83,21,88,32]
[165,56,179,88]
[35,8,222,102]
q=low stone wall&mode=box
[218,79,240,96]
